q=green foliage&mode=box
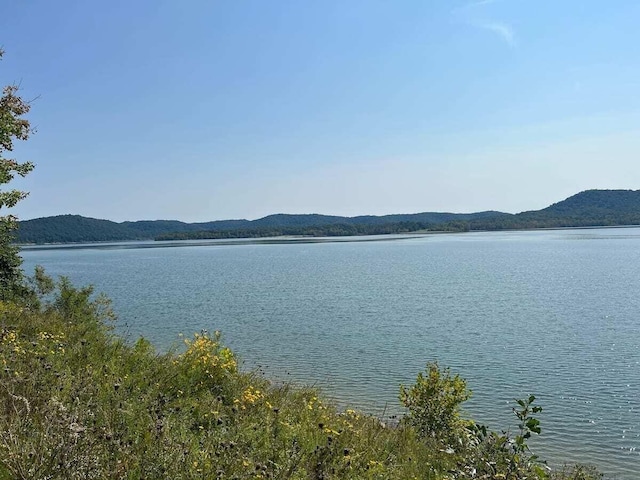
[174,330,238,397]
[155,221,439,241]
[0,220,24,300]
[18,215,143,244]
[397,366,603,480]
[550,464,604,480]
[400,362,471,446]
[0,49,34,300]
[17,212,508,243]
[468,189,640,231]
[29,265,55,297]
[454,395,548,479]
[513,394,543,456]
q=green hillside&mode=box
[17,215,140,243]
[17,212,510,244]
[468,189,640,231]
[16,189,640,244]
[542,189,640,215]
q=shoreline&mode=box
[17,223,640,250]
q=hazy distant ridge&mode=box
[17,189,640,244]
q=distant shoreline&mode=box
[18,223,640,251]
[16,190,640,244]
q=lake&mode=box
[21,228,640,479]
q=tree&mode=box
[0,48,34,300]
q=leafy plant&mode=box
[454,395,548,479]
[400,362,471,447]
[513,394,543,457]
[550,464,604,480]
[0,48,34,301]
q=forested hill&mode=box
[16,189,640,244]
[467,189,640,230]
[542,189,640,215]
[17,211,508,243]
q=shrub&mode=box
[175,330,238,396]
[454,395,548,479]
[550,464,604,480]
[399,361,471,447]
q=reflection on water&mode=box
[20,234,425,251]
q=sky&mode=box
[1,0,639,222]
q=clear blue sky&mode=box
[2,0,639,222]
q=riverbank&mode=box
[0,276,604,479]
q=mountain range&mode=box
[16,189,640,244]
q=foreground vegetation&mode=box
[0,273,604,479]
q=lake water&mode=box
[21,228,640,479]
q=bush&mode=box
[550,464,604,480]
[400,362,471,447]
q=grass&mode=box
[0,278,604,479]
